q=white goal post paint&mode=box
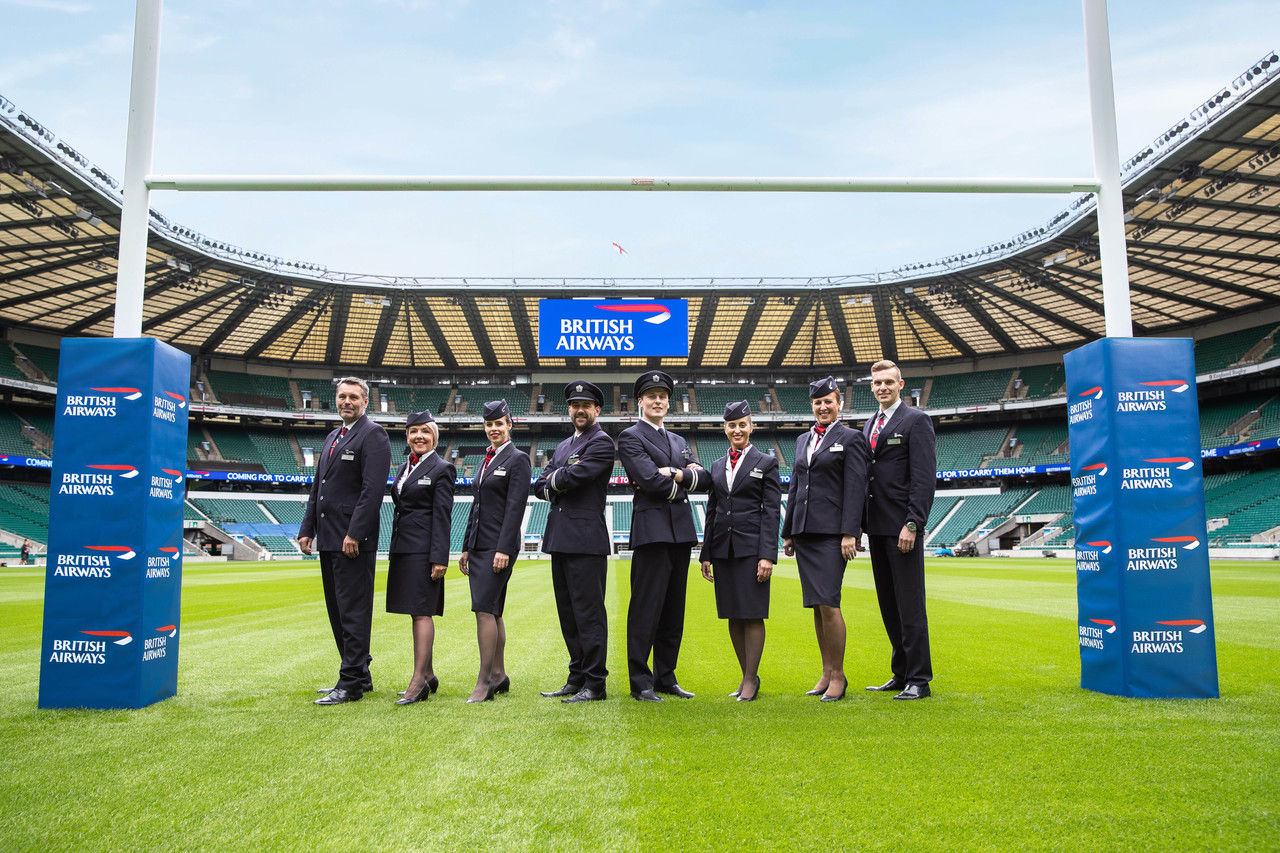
[114,0,1133,339]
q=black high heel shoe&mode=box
[819,681,847,703]
[466,684,496,704]
[399,675,440,697]
[395,681,430,705]
[805,683,829,697]
[492,675,510,695]
[737,675,761,703]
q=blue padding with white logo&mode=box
[1065,337,1218,699]
[38,338,191,710]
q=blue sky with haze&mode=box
[3,1,1277,281]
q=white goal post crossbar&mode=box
[115,0,1134,340]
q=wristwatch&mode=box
[905,522,918,533]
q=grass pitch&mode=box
[1,556,1277,851]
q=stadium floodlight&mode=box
[113,0,1135,340]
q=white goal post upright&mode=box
[114,0,1133,338]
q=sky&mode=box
[3,0,1279,283]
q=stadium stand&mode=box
[1199,396,1265,448]
[0,345,29,383]
[929,488,1035,548]
[259,499,307,524]
[255,534,300,557]
[1007,422,1069,467]
[1205,469,1280,544]
[1016,484,1072,515]
[1247,396,1280,441]
[926,369,1013,409]
[202,425,265,468]
[13,343,60,382]
[454,386,531,415]
[692,434,732,465]
[935,424,1009,471]
[450,501,472,552]
[925,494,962,534]
[205,370,293,409]
[0,409,46,457]
[0,483,51,544]
[1193,322,1280,374]
[190,497,271,524]
[694,385,767,415]
[1016,363,1065,399]
[612,501,633,537]
[526,501,550,538]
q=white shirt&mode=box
[725,443,752,492]
[397,449,436,495]
[872,399,902,444]
[808,419,840,463]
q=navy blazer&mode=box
[533,424,614,556]
[463,443,532,555]
[389,452,456,566]
[617,421,708,548]
[781,420,868,539]
[698,445,781,564]
[299,414,392,551]
[863,404,936,536]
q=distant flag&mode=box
[612,242,627,255]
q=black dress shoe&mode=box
[318,681,373,694]
[866,678,906,692]
[893,684,931,700]
[314,688,361,705]
[562,687,606,703]
[737,675,761,703]
[631,688,663,702]
[492,676,511,695]
[540,684,582,698]
[656,683,695,699]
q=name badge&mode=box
[749,468,764,479]
[886,438,903,446]
[494,467,508,477]
[340,451,356,461]
[829,444,844,452]
[419,477,432,485]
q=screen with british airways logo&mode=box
[538,299,689,357]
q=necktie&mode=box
[870,413,886,450]
[329,426,348,458]
[729,448,742,469]
[481,446,496,476]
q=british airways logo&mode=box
[539,299,688,358]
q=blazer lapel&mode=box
[728,446,757,494]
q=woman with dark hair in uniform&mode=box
[386,410,455,705]
[459,400,531,703]
[699,401,781,702]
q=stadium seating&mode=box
[1198,396,1265,448]
[202,425,265,468]
[692,434,732,465]
[259,499,307,524]
[928,488,1035,547]
[526,501,550,537]
[255,534,300,556]
[206,370,293,409]
[1205,469,1280,544]
[935,424,1009,471]
[1016,363,1065,399]
[694,385,767,415]
[0,409,46,457]
[190,497,272,524]
[612,501,633,535]
[927,369,1013,409]
[0,483,51,543]
[454,386,531,415]
[247,430,301,475]
[450,501,471,552]
[1016,484,1072,515]
[14,343,60,382]
[0,345,30,382]
[925,494,961,533]
[1194,322,1280,374]
[1007,422,1069,467]
[1247,395,1280,441]
[772,386,812,414]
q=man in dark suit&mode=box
[533,380,615,704]
[862,359,936,700]
[782,375,868,702]
[299,377,392,705]
[617,371,707,702]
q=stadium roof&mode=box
[2,52,1280,376]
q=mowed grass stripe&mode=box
[1,558,1276,851]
